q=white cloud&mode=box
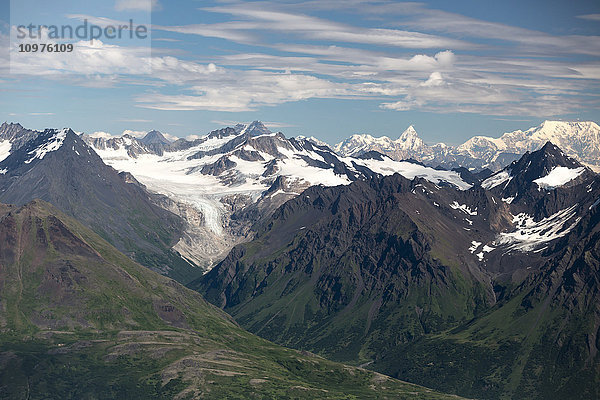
[136,70,355,112]
[576,14,600,21]
[11,2,600,119]
[263,121,297,129]
[9,30,152,76]
[188,6,474,50]
[122,129,146,137]
[162,132,179,141]
[421,72,444,87]
[89,131,115,139]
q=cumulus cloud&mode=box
[421,72,444,87]
[122,129,146,137]
[89,131,115,139]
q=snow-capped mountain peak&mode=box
[240,120,272,137]
[296,135,331,149]
[481,141,592,199]
[334,120,600,171]
[395,125,425,151]
[24,128,69,164]
[398,125,417,140]
[141,130,171,145]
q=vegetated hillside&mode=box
[0,127,200,284]
[192,143,600,399]
[192,174,497,361]
[0,199,463,399]
[375,192,600,399]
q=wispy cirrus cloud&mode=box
[24,1,598,119]
[190,5,475,50]
[136,70,358,112]
[124,1,596,117]
[577,14,600,21]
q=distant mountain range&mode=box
[80,120,472,271]
[193,142,600,399]
[334,120,600,171]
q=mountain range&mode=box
[1,118,599,398]
[192,142,600,399]
[334,120,600,172]
[0,199,459,399]
[81,120,472,272]
[0,123,200,283]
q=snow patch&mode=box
[494,205,581,251]
[0,140,12,162]
[482,170,511,189]
[469,241,481,253]
[25,129,68,164]
[450,201,477,215]
[351,157,471,190]
[533,166,585,189]
[475,245,494,261]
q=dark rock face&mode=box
[140,130,171,146]
[192,143,600,399]
[452,167,494,185]
[0,129,200,284]
[200,156,238,176]
[0,122,40,153]
[192,174,494,361]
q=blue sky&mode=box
[1,0,599,144]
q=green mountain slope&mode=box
[192,169,600,399]
[0,200,461,399]
[192,176,494,363]
[375,198,600,399]
[0,128,201,284]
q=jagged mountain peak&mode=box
[481,141,590,193]
[395,125,424,151]
[241,120,272,136]
[0,122,37,150]
[538,140,569,156]
[510,141,583,176]
[335,120,600,171]
[334,126,427,158]
[295,135,331,149]
[140,129,171,145]
[0,121,24,133]
[0,127,101,174]
[398,125,418,139]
